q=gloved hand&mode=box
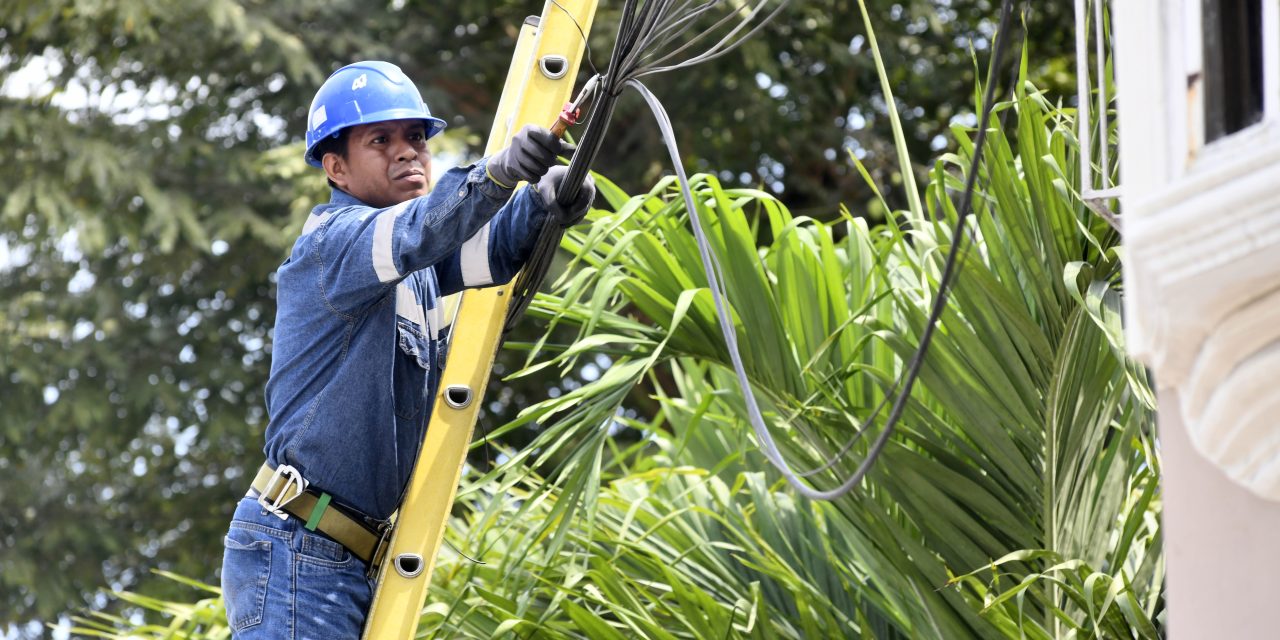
[486,125,572,188]
[535,165,596,227]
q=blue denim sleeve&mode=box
[307,161,515,315]
[434,185,550,296]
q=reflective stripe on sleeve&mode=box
[459,222,493,286]
[372,202,410,283]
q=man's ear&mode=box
[322,152,348,190]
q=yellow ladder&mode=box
[360,2,598,638]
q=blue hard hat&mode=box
[304,61,447,167]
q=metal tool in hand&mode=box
[549,75,599,138]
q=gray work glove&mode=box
[486,125,572,188]
[535,165,596,227]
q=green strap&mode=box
[304,492,331,531]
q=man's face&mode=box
[323,119,432,208]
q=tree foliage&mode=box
[79,70,1158,637]
[1,0,1078,632]
[444,72,1156,635]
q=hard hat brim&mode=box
[305,112,448,167]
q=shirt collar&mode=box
[329,187,370,208]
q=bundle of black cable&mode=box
[500,91,618,335]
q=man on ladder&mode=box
[218,59,595,639]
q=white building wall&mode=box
[1158,390,1280,638]
[1114,0,1280,635]
[1116,0,1280,500]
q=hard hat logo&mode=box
[303,61,447,168]
[310,105,328,131]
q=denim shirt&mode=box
[262,160,548,521]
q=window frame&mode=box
[1186,0,1280,167]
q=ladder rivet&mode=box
[539,55,569,79]
[444,385,473,409]
[393,553,424,578]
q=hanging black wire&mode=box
[784,0,1021,498]
[504,0,792,334]
[632,0,1020,500]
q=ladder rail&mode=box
[360,2,598,637]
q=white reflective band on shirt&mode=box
[372,202,410,283]
[437,293,461,332]
[301,211,333,235]
[430,300,444,340]
[395,282,433,338]
[459,222,493,286]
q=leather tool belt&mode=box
[250,463,390,572]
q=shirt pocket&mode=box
[394,317,430,419]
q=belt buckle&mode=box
[257,464,308,521]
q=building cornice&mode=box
[1117,0,1280,500]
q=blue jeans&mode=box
[220,496,374,639]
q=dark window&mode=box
[1203,0,1265,142]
